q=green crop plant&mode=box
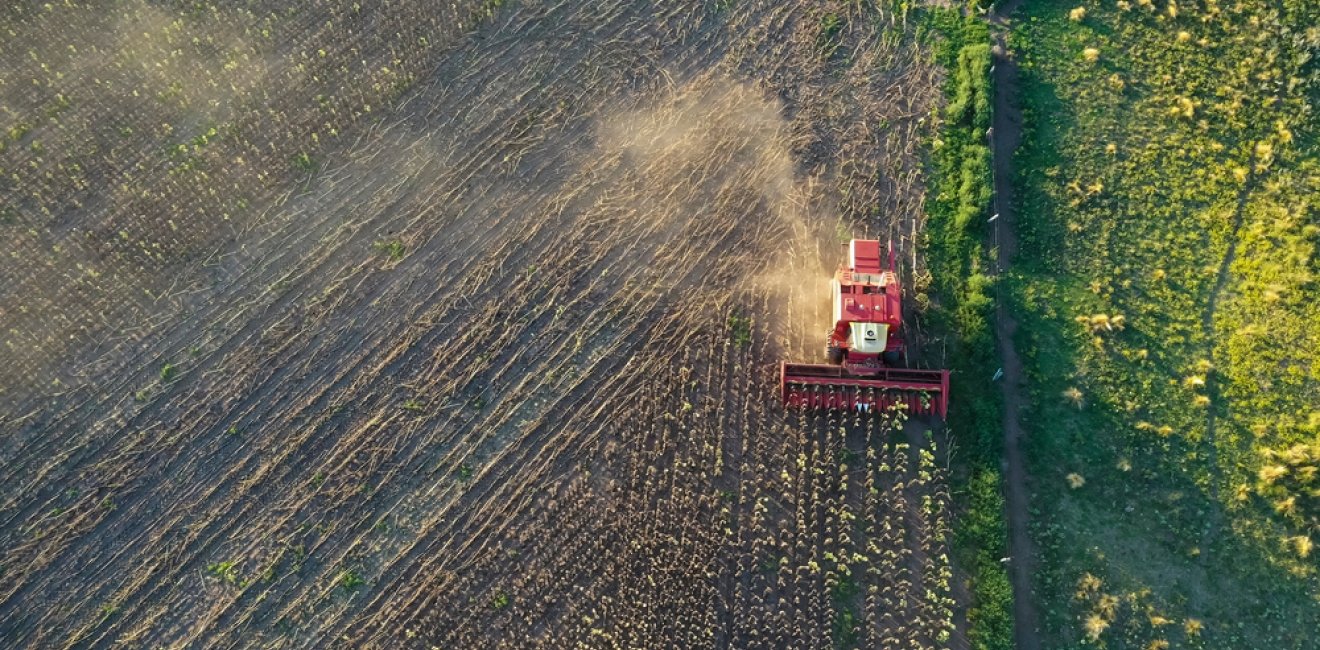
[292,151,316,172]
[817,12,844,59]
[207,561,239,584]
[373,239,406,262]
[831,607,859,648]
[337,569,364,592]
[726,312,752,347]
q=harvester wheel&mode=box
[826,346,844,365]
[882,350,902,367]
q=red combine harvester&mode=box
[780,239,950,418]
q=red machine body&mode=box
[780,240,950,418]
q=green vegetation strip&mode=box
[921,9,1012,650]
[1013,0,1319,647]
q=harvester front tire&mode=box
[882,350,902,367]
[826,346,844,365]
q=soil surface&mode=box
[986,1,1042,648]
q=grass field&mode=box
[0,1,1004,647]
[1011,0,1319,647]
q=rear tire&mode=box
[826,346,844,365]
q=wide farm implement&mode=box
[780,239,950,417]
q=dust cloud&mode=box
[595,77,833,357]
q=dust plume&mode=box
[594,76,834,354]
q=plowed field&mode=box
[0,1,962,647]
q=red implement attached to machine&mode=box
[780,239,950,418]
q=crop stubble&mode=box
[0,1,957,648]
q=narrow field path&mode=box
[986,1,1041,649]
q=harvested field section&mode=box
[0,1,959,648]
[0,0,492,398]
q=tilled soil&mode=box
[0,1,959,648]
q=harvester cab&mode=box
[780,239,950,417]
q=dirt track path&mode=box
[986,2,1042,648]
